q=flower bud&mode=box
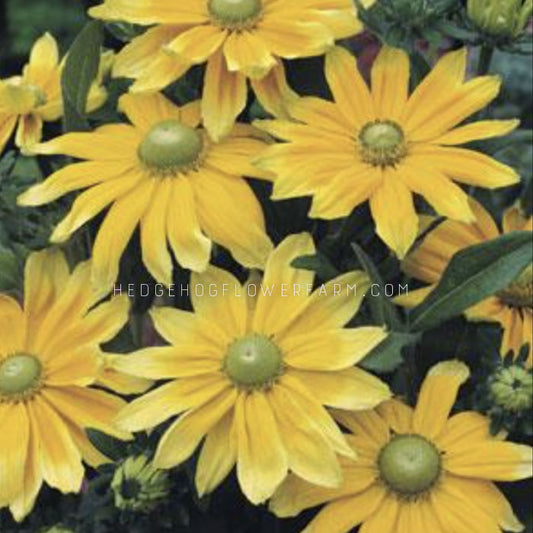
[468,0,533,39]
[111,455,171,513]
[489,364,533,412]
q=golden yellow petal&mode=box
[24,32,59,86]
[118,92,182,132]
[15,113,42,151]
[202,50,247,141]
[166,24,227,65]
[223,30,276,79]
[0,114,18,153]
[432,119,520,145]
[376,399,414,435]
[0,294,26,355]
[413,360,470,440]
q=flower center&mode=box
[359,120,407,167]
[378,434,442,498]
[208,0,263,29]
[490,365,533,412]
[224,334,284,389]
[138,120,204,175]
[497,264,532,308]
[0,353,43,398]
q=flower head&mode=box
[113,233,390,504]
[88,0,374,140]
[271,360,533,533]
[398,200,532,364]
[18,92,274,294]
[0,33,108,155]
[0,250,135,522]
[255,46,520,258]
[111,455,172,512]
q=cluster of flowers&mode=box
[1,0,532,531]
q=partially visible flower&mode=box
[112,455,171,513]
[398,200,532,365]
[254,45,520,258]
[41,526,74,533]
[467,0,533,40]
[89,0,374,140]
[113,233,390,505]
[0,250,134,522]
[271,361,533,533]
[18,92,274,295]
[0,33,109,155]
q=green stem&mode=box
[477,45,495,76]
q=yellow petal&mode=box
[24,32,59,85]
[0,294,26,355]
[235,391,288,504]
[115,375,230,432]
[503,204,532,233]
[302,486,386,533]
[413,360,470,440]
[18,160,135,206]
[255,19,333,59]
[44,346,100,387]
[269,385,343,488]
[154,388,237,469]
[50,171,143,243]
[0,404,30,503]
[371,46,410,120]
[91,177,155,295]
[376,400,414,434]
[196,411,237,496]
[436,411,495,451]
[0,114,18,153]
[141,178,173,286]
[431,119,520,145]
[202,50,247,141]
[355,491,399,533]
[15,113,42,151]
[282,327,387,370]
[445,441,533,481]
[369,170,418,259]
[191,168,272,268]
[28,399,84,494]
[167,177,212,273]
[325,46,375,127]
[290,367,391,411]
[166,25,227,64]
[409,145,520,188]
[398,160,475,222]
[250,61,299,118]
[282,271,371,337]
[118,92,181,132]
[223,30,276,79]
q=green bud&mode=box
[112,456,171,513]
[489,364,533,412]
[468,0,533,39]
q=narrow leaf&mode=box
[360,332,418,373]
[409,231,533,332]
[291,253,339,281]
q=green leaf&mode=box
[291,253,339,281]
[360,332,419,373]
[351,243,403,330]
[87,429,127,462]
[409,231,533,332]
[61,20,104,132]
[0,245,21,291]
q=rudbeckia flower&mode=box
[88,0,374,140]
[113,233,391,504]
[255,46,521,258]
[398,200,532,365]
[0,33,108,155]
[18,92,273,295]
[271,360,533,533]
[0,250,135,522]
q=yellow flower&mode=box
[398,200,532,365]
[88,0,374,141]
[18,92,274,295]
[0,33,108,156]
[0,249,134,522]
[113,233,391,504]
[255,46,520,259]
[271,360,533,533]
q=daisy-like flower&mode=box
[271,360,533,533]
[0,33,108,155]
[88,0,374,141]
[18,92,273,295]
[255,45,521,258]
[398,200,532,365]
[0,250,135,522]
[113,233,391,504]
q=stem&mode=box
[477,45,495,76]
